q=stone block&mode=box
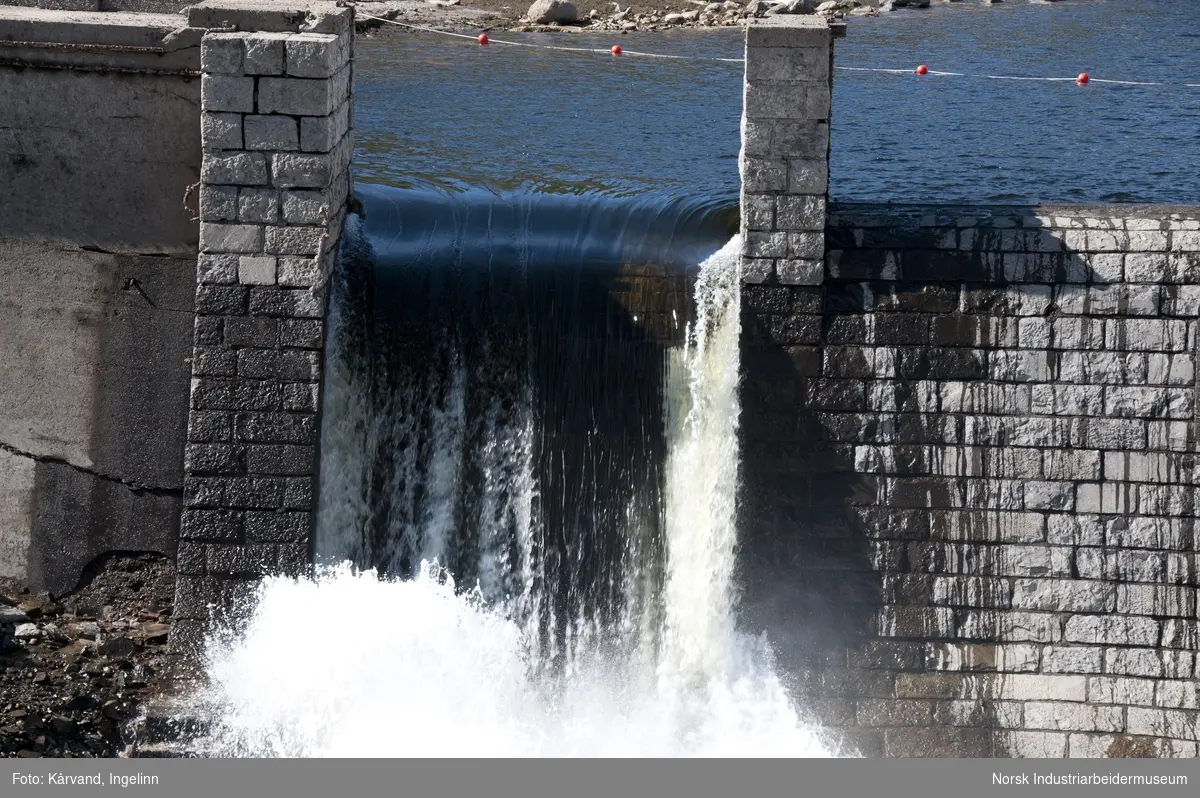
[179,508,243,542]
[1064,614,1159,647]
[1088,676,1157,707]
[746,17,831,50]
[741,193,774,231]
[235,412,318,445]
[238,188,281,224]
[198,254,239,286]
[286,33,343,78]
[999,731,1068,758]
[1171,230,1200,251]
[243,115,299,151]
[1126,707,1199,741]
[200,33,245,75]
[199,184,238,222]
[244,33,288,76]
[934,700,1023,730]
[247,445,315,476]
[265,225,325,256]
[278,257,323,289]
[257,66,349,116]
[1117,584,1196,617]
[787,158,828,194]
[1125,252,1169,282]
[856,699,933,728]
[300,102,351,153]
[238,255,277,286]
[223,317,281,349]
[741,156,787,192]
[776,194,825,231]
[926,642,1038,673]
[249,287,325,318]
[200,223,264,254]
[1158,681,1200,710]
[191,377,280,412]
[955,610,1061,643]
[1106,648,1195,679]
[1041,646,1104,674]
[201,112,243,151]
[245,510,310,543]
[741,258,774,284]
[193,349,238,378]
[1011,578,1113,613]
[789,231,824,259]
[201,74,254,113]
[771,119,829,158]
[1069,734,1196,758]
[743,231,788,258]
[282,382,320,412]
[236,349,320,382]
[202,152,269,187]
[271,152,334,189]
[744,46,830,83]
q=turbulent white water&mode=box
[193,234,834,758]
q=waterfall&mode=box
[190,190,832,757]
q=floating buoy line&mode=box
[357,14,1200,88]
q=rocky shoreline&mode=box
[354,0,1020,36]
[0,554,193,758]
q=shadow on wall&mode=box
[732,203,1158,755]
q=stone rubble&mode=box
[0,554,183,758]
[354,0,968,36]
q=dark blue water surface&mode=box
[352,0,1200,205]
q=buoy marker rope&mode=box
[356,14,1200,88]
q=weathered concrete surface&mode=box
[0,7,199,595]
[0,242,195,594]
[0,8,202,250]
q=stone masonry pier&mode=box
[739,17,1200,757]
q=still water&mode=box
[352,0,1200,205]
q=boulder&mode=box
[771,0,820,12]
[525,0,579,24]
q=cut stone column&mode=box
[739,16,833,286]
[171,3,354,655]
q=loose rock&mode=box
[525,0,579,23]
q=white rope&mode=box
[359,14,1200,86]
[361,14,743,60]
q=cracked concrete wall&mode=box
[0,7,201,595]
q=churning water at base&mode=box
[190,189,832,757]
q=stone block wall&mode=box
[172,8,353,654]
[739,15,831,287]
[738,19,1200,758]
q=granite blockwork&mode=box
[738,17,1199,759]
[171,9,354,655]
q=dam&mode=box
[0,0,1198,758]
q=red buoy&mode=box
[1076,72,1089,85]
[915,64,928,75]
[611,45,622,56]
[478,33,489,45]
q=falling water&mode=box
[191,189,832,757]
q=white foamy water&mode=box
[192,235,835,758]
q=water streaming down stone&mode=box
[193,187,832,757]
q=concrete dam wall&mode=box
[0,6,202,596]
[0,6,1196,757]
